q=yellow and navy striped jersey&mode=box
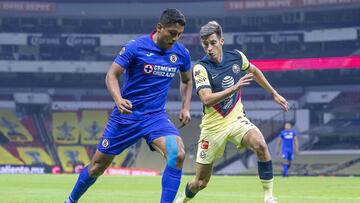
[193,49,251,132]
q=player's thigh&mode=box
[241,127,266,150]
[228,117,258,148]
[151,135,185,158]
[196,130,228,165]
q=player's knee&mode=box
[177,146,186,163]
[253,139,269,158]
[165,136,185,168]
[197,179,209,190]
[88,163,107,178]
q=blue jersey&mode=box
[279,129,296,152]
[113,33,191,120]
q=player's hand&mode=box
[273,92,289,112]
[178,109,191,129]
[117,98,133,114]
[233,73,253,92]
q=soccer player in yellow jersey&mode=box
[175,21,289,203]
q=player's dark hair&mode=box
[159,8,186,27]
[200,21,223,39]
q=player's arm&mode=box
[105,62,132,114]
[294,135,300,154]
[179,70,192,127]
[194,64,253,107]
[245,64,289,111]
[276,137,282,156]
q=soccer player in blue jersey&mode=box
[276,122,299,177]
[64,8,192,203]
[176,21,289,203]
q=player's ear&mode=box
[156,23,163,32]
[220,37,225,45]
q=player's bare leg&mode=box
[242,128,277,203]
[151,135,186,203]
[65,150,114,203]
[175,163,213,203]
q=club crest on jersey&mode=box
[170,54,178,63]
[102,139,109,148]
[232,64,241,74]
[143,64,154,74]
[200,151,206,160]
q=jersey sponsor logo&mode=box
[232,64,241,74]
[200,139,209,151]
[102,138,109,148]
[170,54,178,63]
[221,76,235,88]
[146,52,154,57]
[143,64,177,77]
[143,64,155,74]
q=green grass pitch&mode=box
[0,175,359,203]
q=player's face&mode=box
[156,23,184,50]
[285,123,292,130]
[201,33,224,63]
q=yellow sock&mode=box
[261,178,273,202]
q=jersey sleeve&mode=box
[114,40,137,70]
[179,48,191,72]
[193,64,211,92]
[235,49,251,71]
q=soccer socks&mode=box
[161,165,182,203]
[283,163,289,177]
[67,165,97,202]
[258,160,274,202]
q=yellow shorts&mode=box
[196,117,258,164]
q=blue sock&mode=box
[283,164,289,177]
[161,165,182,203]
[68,165,97,202]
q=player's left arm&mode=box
[245,64,289,111]
[179,70,192,128]
[294,134,300,154]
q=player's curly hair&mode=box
[200,21,223,39]
[159,8,186,27]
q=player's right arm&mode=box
[193,64,253,107]
[105,62,132,114]
[276,137,282,156]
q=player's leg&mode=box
[242,128,276,203]
[151,135,186,203]
[65,150,114,203]
[175,163,213,203]
[281,151,290,177]
[176,128,228,203]
[65,113,141,203]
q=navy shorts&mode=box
[97,111,179,155]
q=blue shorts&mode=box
[282,150,294,161]
[97,111,179,155]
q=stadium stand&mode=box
[57,146,90,173]
[52,112,80,144]
[17,147,54,165]
[0,146,24,165]
[0,0,359,176]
